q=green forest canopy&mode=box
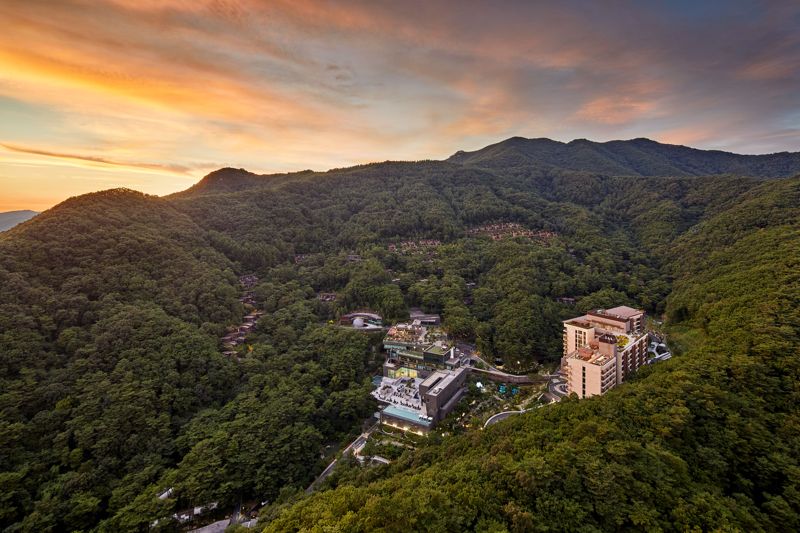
[0,138,798,531]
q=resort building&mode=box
[419,368,468,421]
[374,367,468,434]
[382,321,459,378]
[561,306,648,398]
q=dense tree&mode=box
[0,149,797,531]
[262,180,800,532]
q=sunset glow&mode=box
[1,0,799,210]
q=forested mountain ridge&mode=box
[448,136,800,178]
[177,138,800,198]
[0,143,798,531]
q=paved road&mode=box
[483,400,550,429]
[483,410,525,428]
[306,422,378,493]
[549,379,567,397]
[546,372,568,398]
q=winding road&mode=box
[306,422,378,493]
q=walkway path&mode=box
[468,350,552,385]
[470,367,542,384]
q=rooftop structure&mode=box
[409,308,441,326]
[561,306,648,398]
[339,311,383,330]
[239,292,257,306]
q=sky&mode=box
[1,0,799,211]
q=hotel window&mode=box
[575,330,587,348]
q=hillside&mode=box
[0,142,797,531]
[263,177,800,532]
[0,209,38,231]
[448,137,800,178]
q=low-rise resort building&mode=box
[382,318,461,379]
[561,305,648,398]
[374,314,471,434]
[373,367,468,435]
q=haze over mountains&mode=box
[0,210,38,232]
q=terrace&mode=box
[384,323,425,344]
[565,346,615,367]
[372,376,424,411]
[425,344,449,356]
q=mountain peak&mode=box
[179,167,264,196]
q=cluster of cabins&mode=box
[296,252,361,264]
[467,222,557,241]
[387,240,442,254]
[152,489,218,528]
[238,274,258,306]
[239,274,258,288]
[221,274,264,357]
[221,310,264,355]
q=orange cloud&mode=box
[656,126,717,147]
[0,1,798,211]
[574,96,660,125]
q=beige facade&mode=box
[561,306,648,398]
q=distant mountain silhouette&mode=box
[0,209,38,231]
[447,137,800,178]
